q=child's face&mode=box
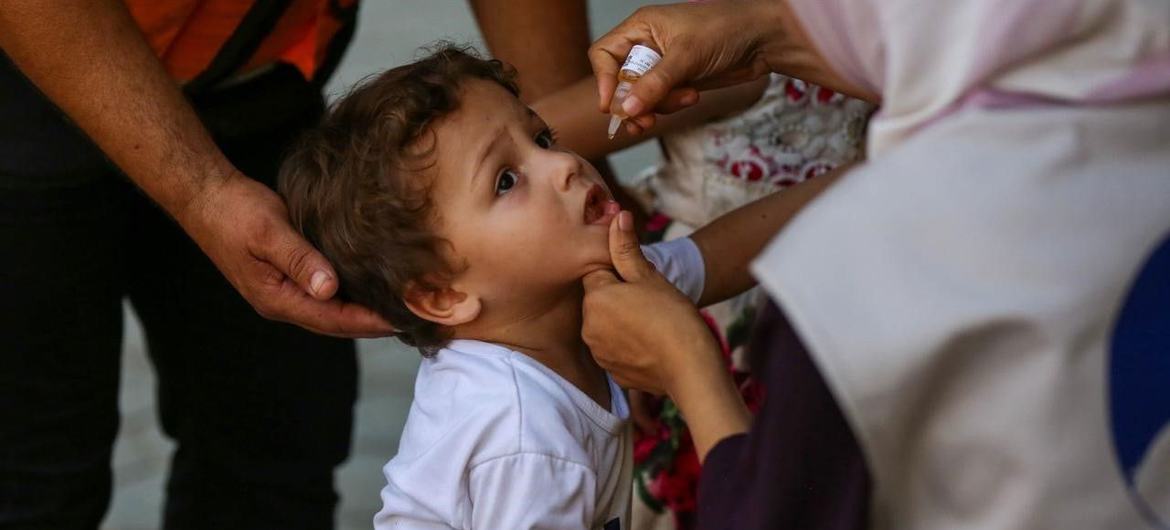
[426,79,619,312]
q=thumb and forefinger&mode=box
[268,225,340,301]
[617,53,691,120]
[251,225,396,337]
[590,32,701,117]
[608,210,655,283]
[582,209,656,293]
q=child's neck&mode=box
[454,284,611,410]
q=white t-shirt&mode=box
[375,238,705,530]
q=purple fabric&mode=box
[697,300,871,530]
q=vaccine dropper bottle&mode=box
[607,45,662,139]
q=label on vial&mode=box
[620,45,662,77]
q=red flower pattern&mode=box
[632,305,763,529]
[707,75,868,194]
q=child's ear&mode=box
[403,282,481,327]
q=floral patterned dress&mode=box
[628,74,873,530]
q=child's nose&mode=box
[545,150,581,192]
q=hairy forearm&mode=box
[470,0,592,102]
[535,75,769,161]
[692,163,850,307]
[0,0,238,223]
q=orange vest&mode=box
[125,0,356,84]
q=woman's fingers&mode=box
[607,210,656,282]
[582,268,620,292]
[583,211,725,396]
[689,65,770,92]
[588,38,634,113]
[588,11,655,113]
[618,49,694,118]
[589,2,776,118]
[654,87,700,114]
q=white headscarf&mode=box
[790,0,1170,154]
[752,1,1170,528]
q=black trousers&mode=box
[0,66,357,530]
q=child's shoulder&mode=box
[398,340,595,463]
[378,337,632,528]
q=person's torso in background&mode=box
[0,0,355,189]
[126,0,353,85]
[635,74,874,228]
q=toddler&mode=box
[280,45,819,530]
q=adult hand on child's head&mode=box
[588,1,779,133]
[178,173,396,338]
[581,211,721,396]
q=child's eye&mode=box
[495,168,519,196]
[535,128,557,149]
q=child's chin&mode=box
[576,244,615,276]
[579,238,612,267]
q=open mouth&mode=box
[583,183,619,226]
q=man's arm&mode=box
[0,1,230,217]
[534,74,768,161]
[690,164,852,307]
[469,0,593,103]
[0,1,391,337]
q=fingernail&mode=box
[622,95,644,117]
[310,270,329,295]
[681,91,699,106]
[618,210,633,232]
[604,200,621,215]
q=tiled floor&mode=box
[101,1,665,529]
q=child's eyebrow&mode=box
[469,125,508,189]
[524,107,545,126]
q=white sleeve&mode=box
[642,237,706,303]
[374,478,455,530]
[468,453,595,530]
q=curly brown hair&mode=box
[279,44,519,355]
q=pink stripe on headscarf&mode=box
[784,0,880,96]
[1089,52,1170,102]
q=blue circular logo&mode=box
[1110,233,1170,528]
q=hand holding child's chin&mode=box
[577,243,622,279]
[580,212,720,395]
